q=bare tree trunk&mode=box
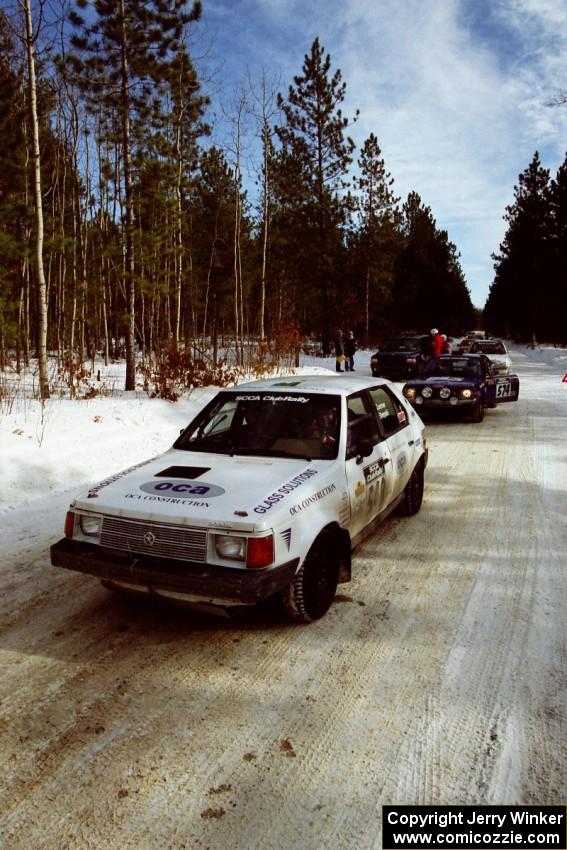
[22,0,49,398]
[249,69,279,343]
[174,118,183,348]
[260,121,269,343]
[202,209,220,343]
[119,0,136,390]
[365,267,370,346]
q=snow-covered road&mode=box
[0,344,565,849]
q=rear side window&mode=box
[369,387,409,438]
[346,392,381,459]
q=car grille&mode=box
[100,516,208,563]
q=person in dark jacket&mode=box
[344,330,356,371]
[334,330,345,372]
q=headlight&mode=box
[215,534,246,561]
[79,515,101,537]
[421,386,433,398]
[404,387,416,398]
[439,387,451,399]
[461,388,473,399]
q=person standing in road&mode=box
[430,328,444,356]
[441,334,452,353]
[334,330,345,372]
[344,330,356,371]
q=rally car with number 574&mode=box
[51,375,428,623]
[402,353,519,422]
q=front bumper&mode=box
[51,538,300,606]
[412,398,475,408]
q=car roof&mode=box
[472,338,505,345]
[386,333,426,339]
[434,353,484,361]
[225,374,394,398]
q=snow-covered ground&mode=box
[0,343,566,849]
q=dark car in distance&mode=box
[370,335,431,380]
[402,353,520,422]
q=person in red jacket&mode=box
[430,328,444,356]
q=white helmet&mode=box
[430,328,438,335]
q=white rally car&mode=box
[51,375,428,622]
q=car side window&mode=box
[369,386,409,438]
[346,392,381,460]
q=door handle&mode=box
[408,439,415,446]
[378,457,390,467]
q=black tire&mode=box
[397,461,424,516]
[470,400,484,422]
[282,536,339,623]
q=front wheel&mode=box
[470,400,484,422]
[397,461,424,516]
[282,537,339,623]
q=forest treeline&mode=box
[2,1,481,395]
[485,151,567,344]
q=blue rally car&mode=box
[370,334,431,380]
[402,353,520,422]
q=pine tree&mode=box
[488,152,551,342]
[546,153,567,342]
[354,133,401,342]
[0,11,27,370]
[275,37,358,351]
[66,0,202,389]
[394,192,474,333]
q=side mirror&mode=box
[356,439,373,463]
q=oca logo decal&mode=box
[140,480,225,498]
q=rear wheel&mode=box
[282,537,339,623]
[397,461,424,516]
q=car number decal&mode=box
[495,381,512,398]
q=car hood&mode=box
[72,448,330,531]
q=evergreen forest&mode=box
[1,2,564,398]
[484,151,567,345]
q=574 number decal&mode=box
[496,381,512,398]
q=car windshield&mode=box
[424,357,481,378]
[174,392,341,460]
[382,337,422,352]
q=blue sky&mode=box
[194,0,567,308]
